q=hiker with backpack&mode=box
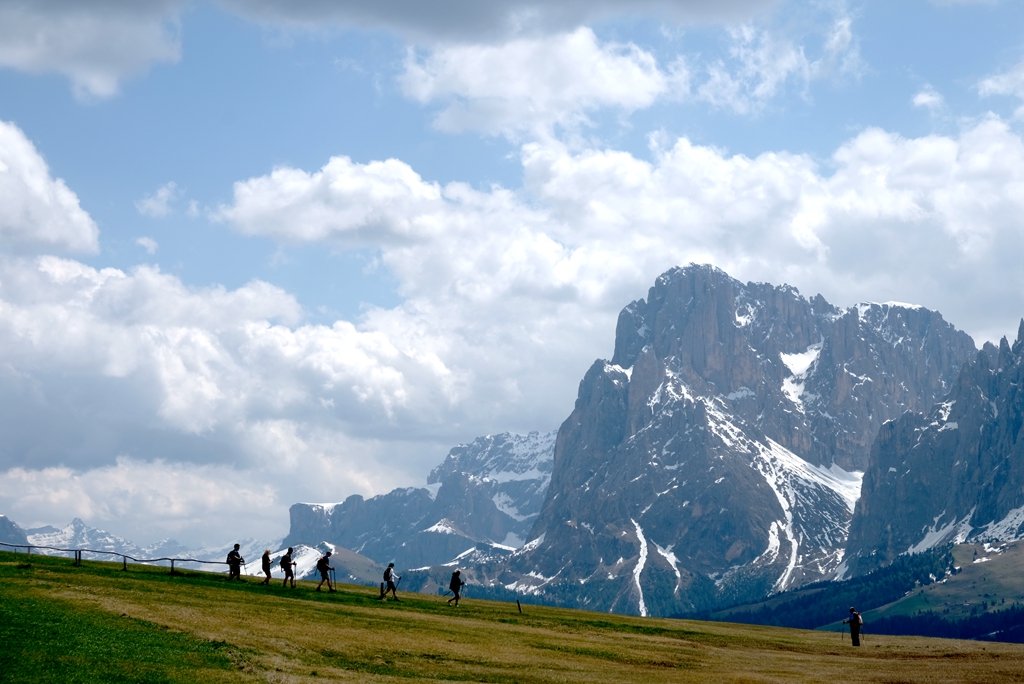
[315,551,335,592]
[380,563,401,601]
[843,607,863,646]
[226,544,244,581]
[280,547,297,588]
[447,569,465,607]
[259,549,272,585]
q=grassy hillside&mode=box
[3,550,1024,683]
[699,542,1024,643]
[861,542,1024,624]
[705,547,954,630]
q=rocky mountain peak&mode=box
[504,264,975,616]
[844,322,1024,576]
[284,431,556,568]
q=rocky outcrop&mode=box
[283,431,556,568]
[503,265,974,615]
[845,323,1024,576]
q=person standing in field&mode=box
[281,547,297,588]
[447,569,465,607]
[259,550,272,585]
[315,551,335,592]
[382,563,401,601]
[843,607,863,646]
[226,544,244,581]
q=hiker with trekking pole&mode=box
[842,607,863,646]
[280,547,297,588]
[226,543,244,581]
[379,562,401,601]
[315,551,335,592]
[447,569,466,607]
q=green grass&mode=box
[0,567,240,682]
[3,550,1024,683]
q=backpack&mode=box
[280,554,290,569]
[449,574,461,591]
[316,556,328,572]
[383,567,391,582]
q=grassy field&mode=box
[4,550,1024,683]
[860,542,1024,624]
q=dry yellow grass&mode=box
[5,551,1024,683]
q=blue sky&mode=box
[1,0,1024,546]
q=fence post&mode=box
[122,555,127,571]
[171,559,175,574]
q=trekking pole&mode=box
[331,568,336,591]
[841,623,845,642]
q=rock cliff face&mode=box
[0,514,28,545]
[283,431,555,569]
[845,323,1024,576]
[503,265,975,615]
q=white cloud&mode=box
[0,458,276,546]
[0,0,776,98]
[0,120,99,254]
[695,14,860,114]
[400,28,684,136]
[979,58,1024,118]
[136,181,180,218]
[135,237,159,254]
[397,11,860,135]
[913,87,945,111]
[222,115,1024,350]
[0,1,182,98]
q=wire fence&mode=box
[0,540,230,573]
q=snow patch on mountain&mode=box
[977,505,1024,542]
[632,519,649,617]
[907,508,976,555]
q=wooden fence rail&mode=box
[0,540,229,572]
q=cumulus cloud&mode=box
[0,120,99,254]
[221,115,1024,349]
[0,1,182,98]
[135,181,180,218]
[397,11,860,136]
[400,28,686,137]
[135,237,159,254]
[979,58,1024,118]
[913,87,945,111]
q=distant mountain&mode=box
[22,518,281,571]
[284,431,556,569]
[502,265,975,616]
[845,323,1024,576]
[0,514,28,545]
[25,518,193,559]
